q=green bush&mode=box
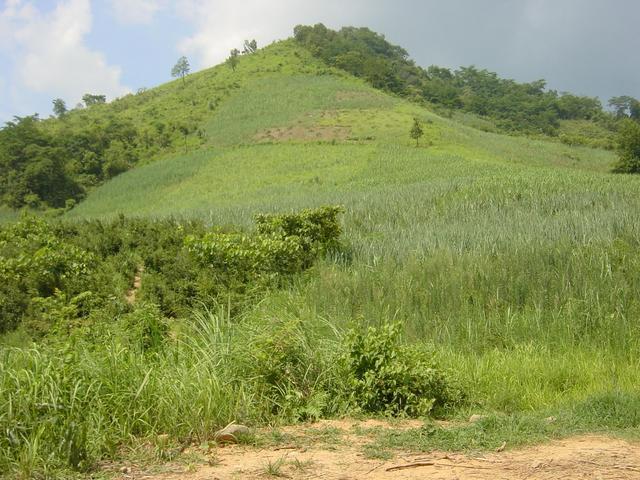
[612,119,640,173]
[255,205,344,260]
[339,322,462,417]
[0,206,343,336]
[0,217,96,335]
[233,317,334,421]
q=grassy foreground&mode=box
[2,40,640,478]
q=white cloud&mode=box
[0,0,129,117]
[110,0,166,25]
[174,0,367,68]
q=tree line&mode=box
[293,24,638,135]
[294,23,640,172]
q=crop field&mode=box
[2,40,640,478]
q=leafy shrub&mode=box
[182,205,344,310]
[255,205,343,260]
[185,232,305,279]
[612,119,640,173]
[0,217,96,335]
[339,322,463,417]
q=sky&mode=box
[1,0,639,123]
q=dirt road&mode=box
[113,420,640,480]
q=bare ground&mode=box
[254,125,350,142]
[125,266,144,304]
[109,420,640,480]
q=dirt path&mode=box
[111,420,640,480]
[125,266,144,304]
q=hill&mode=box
[2,25,636,212]
[2,27,640,479]
[67,40,621,220]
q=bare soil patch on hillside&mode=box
[254,125,350,142]
[110,420,640,480]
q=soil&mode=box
[110,420,640,480]
[254,125,350,142]
[125,266,144,304]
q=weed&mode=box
[264,457,287,477]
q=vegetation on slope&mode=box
[293,24,638,141]
[0,41,335,210]
[1,24,640,479]
[2,25,639,212]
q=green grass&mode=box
[365,390,640,454]
[3,36,640,479]
[66,42,640,419]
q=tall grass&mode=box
[0,307,343,477]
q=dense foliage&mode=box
[0,113,155,209]
[612,119,640,173]
[339,322,462,417]
[0,206,466,477]
[0,206,343,336]
[293,24,632,137]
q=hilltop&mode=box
[63,38,620,220]
[1,25,635,214]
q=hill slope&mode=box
[69,41,623,222]
[65,39,640,413]
[3,33,640,480]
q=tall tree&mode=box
[242,39,258,54]
[0,115,81,208]
[608,96,640,119]
[171,56,191,85]
[226,49,240,71]
[52,98,67,117]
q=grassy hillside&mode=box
[66,39,640,410]
[47,40,337,156]
[3,37,640,478]
[69,61,619,219]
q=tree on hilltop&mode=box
[52,98,67,117]
[82,94,106,107]
[410,117,424,147]
[226,49,240,71]
[172,56,191,85]
[242,39,258,54]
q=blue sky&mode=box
[1,0,639,123]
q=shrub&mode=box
[236,317,332,420]
[255,205,343,260]
[339,322,463,417]
[612,119,640,174]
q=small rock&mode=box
[120,466,131,474]
[468,414,487,423]
[214,423,251,444]
[544,416,557,424]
